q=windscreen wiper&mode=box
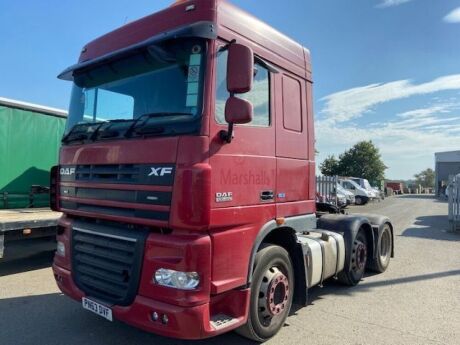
[90,119,134,141]
[62,122,104,144]
[125,112,192,138]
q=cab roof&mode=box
[62,0,310,81]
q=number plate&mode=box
[82,297,113,321]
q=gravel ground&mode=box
[0,195,459,345]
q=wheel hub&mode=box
[355,243,367,270]
[258,267,290,321]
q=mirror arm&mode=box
[220,123,234,144]
[221,91,235,144]
[218,39,237,53]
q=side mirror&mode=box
[225,97,253,124]
[227,44,254,94]
[220,97,253,143]
[220,43,254,144]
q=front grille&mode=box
[60,164,175,186]
[61,201,169,221]
[59,163,175,222]
[71,221,149,306]
[76,164,140,184]
[60,187,172,206]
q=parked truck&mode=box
[386,181,405,195]
[51,0,394,341]
[0,97,65,260]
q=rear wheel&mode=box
[236,245,294,342]
[369,224,392,273]
[338,230,368,286]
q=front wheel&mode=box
[355,196,363,205]
[236,245,294,342]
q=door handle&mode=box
[260,190,274,201]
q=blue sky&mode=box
[1,0,459,179]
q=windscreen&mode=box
[64,38,206,142]
[363,180,372,189]
[337,185,346,194]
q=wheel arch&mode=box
[317,214,376,269]
[352,213,395,258]
[247,216,315,307]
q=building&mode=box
[435,150,460,196]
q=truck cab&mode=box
[52,0,393,341]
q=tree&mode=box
[414,168,435,188]
[319,141,387,184]
[320,155,340,176]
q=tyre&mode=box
[355,196,363,205]
[338,230,368,286]
[369,223,392,273]
[236,245,294,342]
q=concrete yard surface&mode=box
[0,195,459,345]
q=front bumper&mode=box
[52,264,249,340]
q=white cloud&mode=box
[377,0,413,8]
[443,7,460,23]
[316,96,460,179]
[397,103,457,118]
[320,74,460,123]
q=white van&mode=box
[350,178,378,200]
[337,184,356,205]
[339,179,372,205]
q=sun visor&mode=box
[58,21,217,81]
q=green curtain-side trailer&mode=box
[0,98,66,209]
[0,97,66,260]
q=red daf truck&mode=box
[51,0,394,341]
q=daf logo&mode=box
[148,167,173,177]
[216,192,233,203]
[60,167,75,176]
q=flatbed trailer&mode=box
[0,208,62,259]
[0,208,61,259]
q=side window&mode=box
[215,49,270,127]
[282,75,302,132]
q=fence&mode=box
[316,175,338,206]
[448,174,460,232]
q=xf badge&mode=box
[148,167,173,177]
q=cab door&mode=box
[208,45,276,292]
[209,47,276,211]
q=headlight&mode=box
[154,268,200,290]
[56,241,65,257]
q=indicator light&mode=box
[56,241,66,257]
